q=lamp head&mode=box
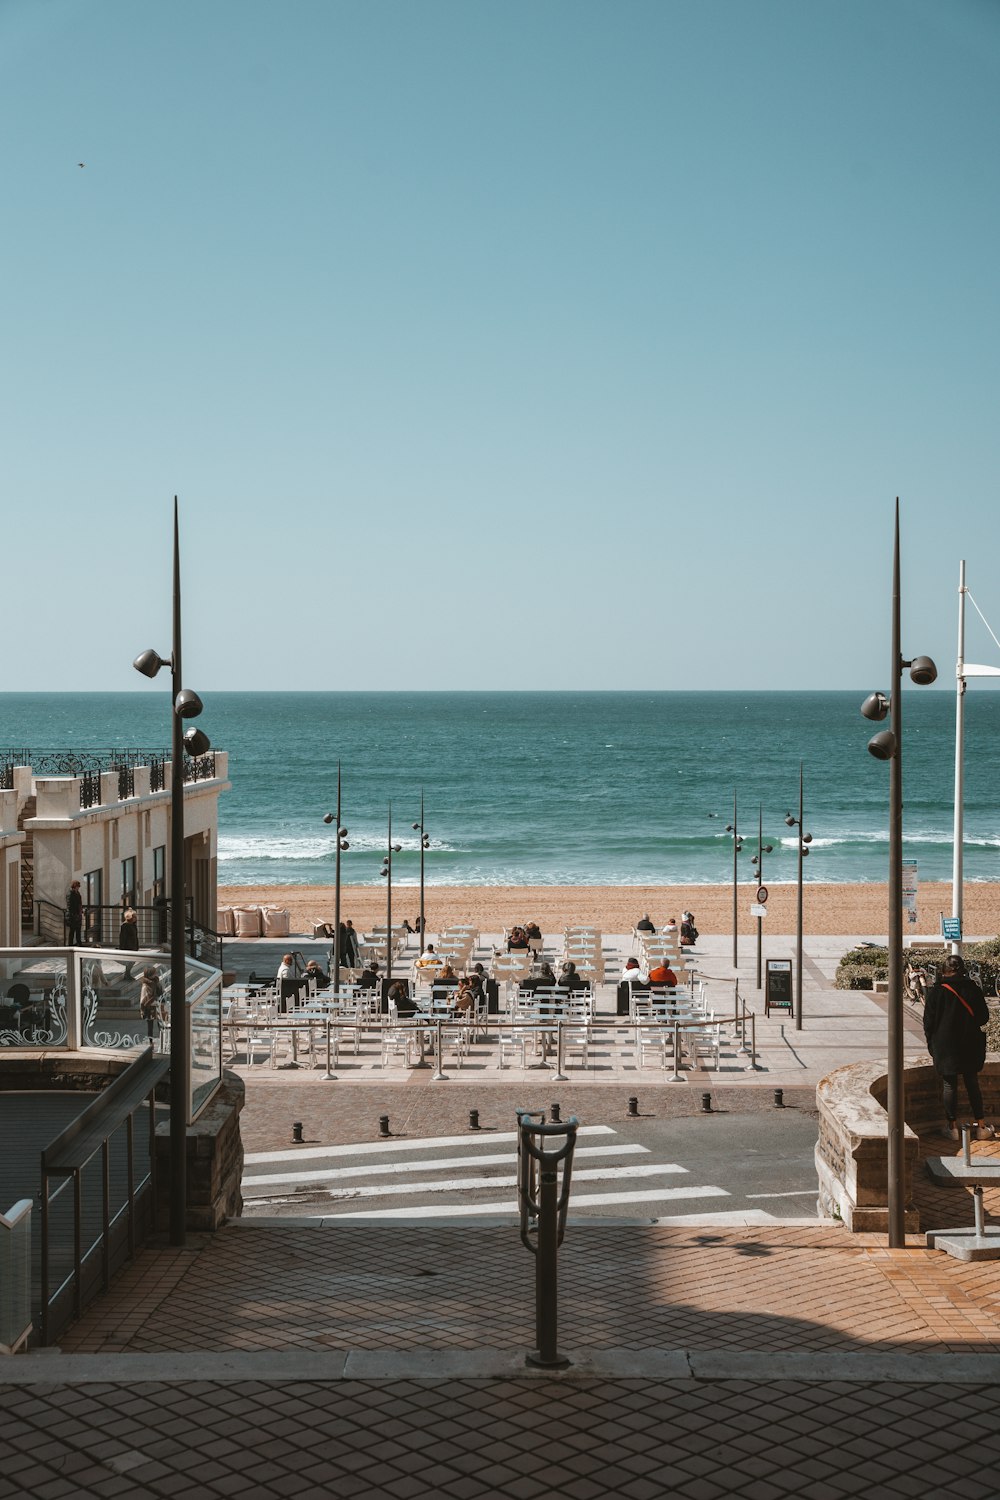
[909,655,938,686]
[133,648,166,679]
[784,814,795,827]
[340,839,350,851]
[340,826,348,838]
[323,812,335,825]
[861,691,890,723]
[867,729,897,761]
[801,845,809,857]
[803,832,812,844]
[764,844,773,854]
[183,726,211,758]
[174,688,204,719]
[393,843,402,854]
[725,824,733,834]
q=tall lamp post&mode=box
[380,804,402,988]
[784,764,812,1032]
[412,792,431,941]
[133,499,212,1249]
[723,791,743,970]
[860,499,937,1248]
[750,807,773,990]
[322,763,350,989]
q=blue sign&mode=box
[941,917,962,941]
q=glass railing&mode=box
[0,946,222,1123]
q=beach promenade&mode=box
[5,926,1000,1497]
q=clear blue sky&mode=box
[2,0,999,691]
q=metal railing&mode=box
[40,1048,170,1345]
[35,898,222,969]
[0,1199,33,1355]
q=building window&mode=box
[144,811,151,846]
[152,846,166,903]
[83,869,103,944]
[121,857,136,909]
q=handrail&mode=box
[43,1048,169,1174]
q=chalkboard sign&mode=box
[765,958,793,1016]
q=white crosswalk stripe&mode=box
[241,1126,734,1220]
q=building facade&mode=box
[0,750,230,946]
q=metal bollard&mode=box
[469,1109,480,1130]
[379,1114,391,1138]
[292,1121,304,1144]
[963,1125,973,1167]
[974,1184,986,1238]
[627,1096,639,1117]
[774,1089,784,1108]
[518,1108,578,1370]
[550,1102,561,1123]
[552,1021,568,1083]
[701,1092,712,1114]
[432,1017,448,1082]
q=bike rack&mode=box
[517,1107,578,1369]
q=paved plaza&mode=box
[3,932,998,1498]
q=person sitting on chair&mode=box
[359,961,381,991]
[636,913,655,933]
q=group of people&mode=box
[505,923,543,952]
[636,912,699,947]
[622,956,679,987]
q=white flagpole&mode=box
[952,561,966,954]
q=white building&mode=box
[0,750,230,946]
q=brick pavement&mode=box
[56,1222,1000,1357]
[4,1374,1000,1500]
[237,1079,821,1154]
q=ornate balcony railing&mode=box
[1,748,214,804]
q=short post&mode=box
[469,1109,480,1130]
[323,1021,338,1081]
[627,1096,639,1117]
[518,1108,578,1370]
[550,1102,561,1123]
[553,1022,568,1083]
[292,1121,304,1144]
[974,1184,985,1239]
[379,1114,390,1138]
[432,1018,447,1081]
[701,1092,712,1113]
[668,1020,684,1083]
[963,1125,973,1167]
[774,1088,784,1109]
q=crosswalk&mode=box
[241,1125,779,1223]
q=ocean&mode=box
[2,691,999,889]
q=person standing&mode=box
[139,967,165,1044]
[923,955,994,1141]
[66,881,84,945]
[118,908,140,980]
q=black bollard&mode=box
[469,1109,480,1130]
[292,1121,304,1143]
[550,1102,561,1123]
[773,1089,784,1109]
[627,1096,639,1117]
[379,1114,391,1137]
[701,1093,712,1114]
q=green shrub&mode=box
[834,938,1000,995]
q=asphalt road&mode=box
[241,1107,820,1223]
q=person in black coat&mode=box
[118,907,141,980]
[923,955,993,1140]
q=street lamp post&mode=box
[723,790,743,970]
[784,764,812,1032]
[380,804,402,991]
[860,499,937,1248]
[750,807,773,990]
[412,792,431,942]
[322,764,350,989]
[133,499,212,1249]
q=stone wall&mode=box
[816,1054,1000,1232]
[154,1069,245,1232]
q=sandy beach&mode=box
[218,881,1000,942]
